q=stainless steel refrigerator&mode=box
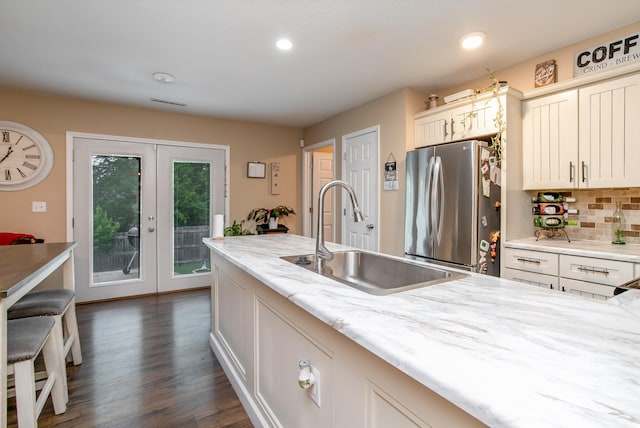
[404,140,501,276]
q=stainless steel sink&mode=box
[281,250,467,295]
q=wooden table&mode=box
[0,242,77,427]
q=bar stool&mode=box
[8,316,67,427]
[8,289,83,366]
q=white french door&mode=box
[72,135,227,302]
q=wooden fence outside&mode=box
[93,225,210,272]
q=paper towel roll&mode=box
[212,215,224,239]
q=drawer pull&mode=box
[577,265,609,276]
[516,257,541,265]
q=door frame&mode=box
[341,125,380,251]
[65,131,230,241]
[301,138,335,238]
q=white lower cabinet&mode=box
[210,255,484,428]
[559,255,635,300]
[503,268,559,290]
[503,247,635,300]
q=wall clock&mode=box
[0,121,54,191]
[534,59,557,87]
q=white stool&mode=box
[8,316,67,427]
[8,289,83,366]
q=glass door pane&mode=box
[156,145,226,293]
[92,155,142,283]
[73,137,157,303]
[172,161,211,276]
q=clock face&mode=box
[0,121,54,191]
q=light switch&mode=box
[32,201,47,212]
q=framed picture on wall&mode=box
[247,162,266,178]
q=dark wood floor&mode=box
[8,289,253,428]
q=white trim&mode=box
[209,333,269,428]
[341,125,380,251]
[65,131,230,242]
[301,138,335,238]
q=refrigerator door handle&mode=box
[433,156,445,244]
[427,156,436,242]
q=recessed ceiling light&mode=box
[460,32,486,50]
[276,38,293,50]
[152,72,175,84]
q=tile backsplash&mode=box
[531,188,640,245]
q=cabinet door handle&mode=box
[577,265,610,275]
[516,257,541,265]
[569,162,574,183]
[443,120,448,139]
[582,161,587,183]
[451,118,456,138]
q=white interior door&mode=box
[72,135,227,302]
[312,151,333,240]
[342,126,379,251]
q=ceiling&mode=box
[2,1,640,128]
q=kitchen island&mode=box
[204,234,640,427]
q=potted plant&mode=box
[248,205,295,230]
[223,220,254,236]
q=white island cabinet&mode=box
[205,234,640,428]
[210,246,482,428]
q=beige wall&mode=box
[0,88,303,242]
[303,20,640,256]
[439,21,640,99]
[303,88,424,256]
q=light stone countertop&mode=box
[204,234,640,428]
[505,237,640,263]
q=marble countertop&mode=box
[505,237,640,263]
[204,234,640,428]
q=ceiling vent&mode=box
[150,98,186,107]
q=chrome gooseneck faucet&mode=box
[316,180,365,267]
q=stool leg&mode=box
[43,321,68,412]
[64,298,83,365]
[13,360,37,428]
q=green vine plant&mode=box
[487,70,506,164]
[463,69,506,164]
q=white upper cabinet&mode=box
[523,71,640,190]
[415,93,500,148]
[522,90,578,189]
[578,73,640,188]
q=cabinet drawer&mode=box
[504,248,558,275]
[503,268,558,290]
[559,278,615,300]
[559,255,634,286]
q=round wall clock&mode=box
[0,121,54,191]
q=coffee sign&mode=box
[574,32,639,77]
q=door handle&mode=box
[366,224,374,230]
[148,227,155,232]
